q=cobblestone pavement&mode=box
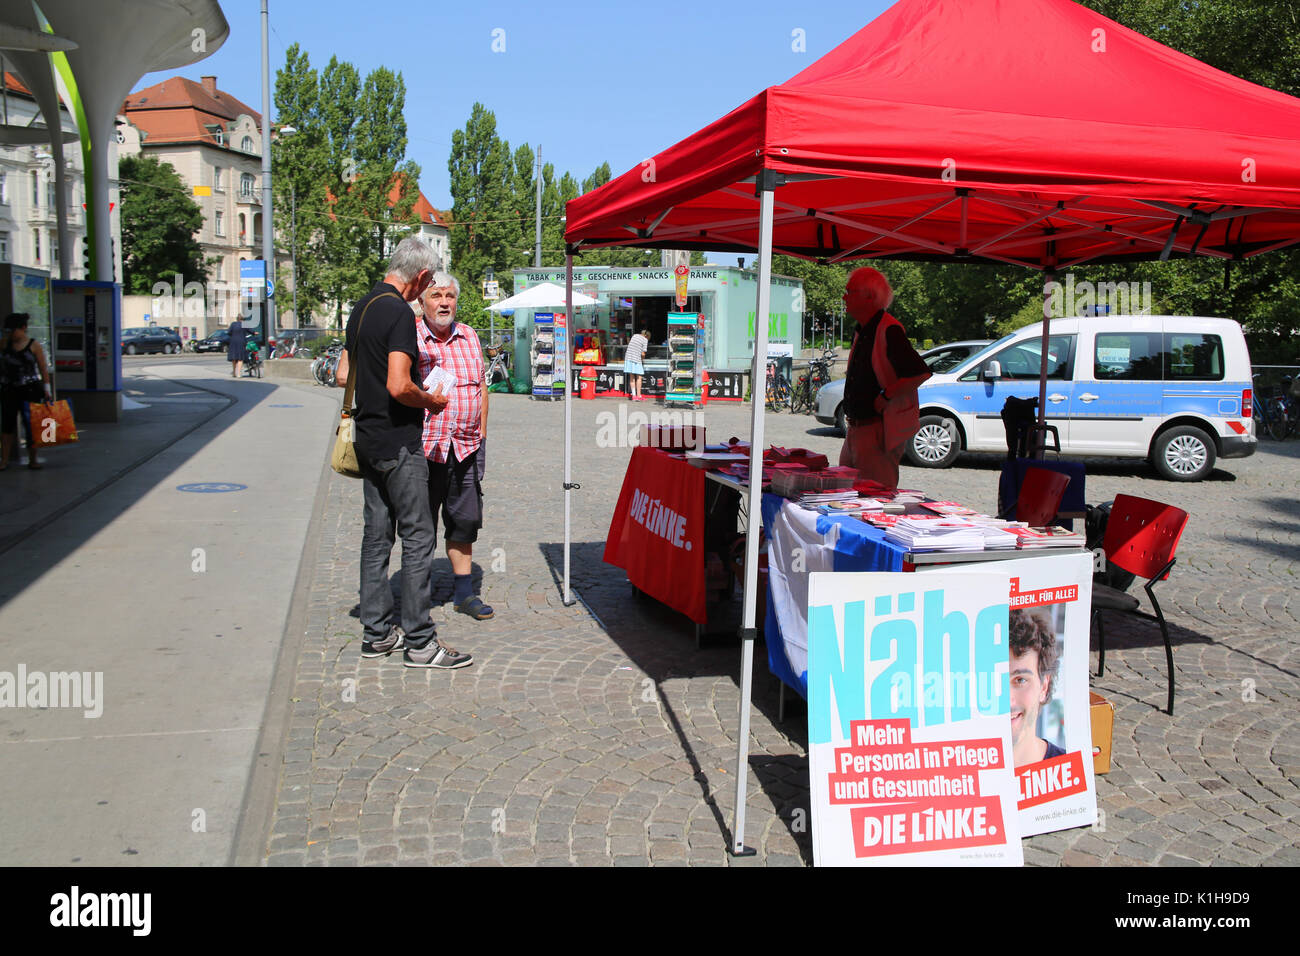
[262,394,1300,866]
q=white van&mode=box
[904,316,1256,481]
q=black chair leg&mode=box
[1093,608,1106,676]
[1147,584,1175,716]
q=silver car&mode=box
[813,339,992,433]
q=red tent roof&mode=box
[566,0,1300,269]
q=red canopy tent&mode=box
[562,0,1300,856]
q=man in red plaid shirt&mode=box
[415,272,494,620]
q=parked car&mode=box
[193,328,232,353]
[813,339,994,433]
[903,315,1255,481]
[919,339,993,372]
[121,326,184,355]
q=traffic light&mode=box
[82,238,90,278]
[110,239,117,283]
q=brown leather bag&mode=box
[331,292,400,478]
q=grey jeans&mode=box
[359,445,438,647]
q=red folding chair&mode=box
[1014,467,1071,527]
[1092,494,1190,715]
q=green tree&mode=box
[448,103,516,293]
[118,155,209,294]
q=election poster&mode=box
[922,552,1097,836]
[807,571,1023,866]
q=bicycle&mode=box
[243,343,263,378]
[485,342,512,385]
[312,340,343,386]
[1251,373,1296,440]
[765,360,791,411]
[791,348,837,415]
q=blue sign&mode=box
[176,482,247,493]
[239,260,266,280]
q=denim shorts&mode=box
[624,360,645,376]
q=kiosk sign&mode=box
[807,571,1023,866]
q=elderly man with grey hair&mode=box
[414,271,494,621]
[340,237,473,670]
[839,266,931,490]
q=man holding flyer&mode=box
[416,273,494,621]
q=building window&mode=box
[0,171,7,205]
[215,129,224,146]
[0,231,8,262]
[31,170,39,207]
[33,228,40,263]
[47,181,56,209]
[214,166,224,192]
[240,173,255,198]
[51,232,59,266]
[215,210,225,237]
[239,213,246,239]
[241,135,254,153]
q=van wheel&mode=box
[907,415,961,468]
[1151,425,1215,481]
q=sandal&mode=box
[454,596,495,620]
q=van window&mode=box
[1164,333,1223,380]
[960,334,1074,381]
[1094,332,1162,380]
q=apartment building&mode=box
[0,71,87,280]
[120,74,450,336]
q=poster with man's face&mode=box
[922,552,1097,836]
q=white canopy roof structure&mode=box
[486,281,599,312]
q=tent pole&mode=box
[1035,268,1056,457]
[732,176,777,856]
[563,254,574,605]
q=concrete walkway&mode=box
[0,361,338,865]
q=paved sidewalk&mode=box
[257,396,1300,866]
[0,361,338,865]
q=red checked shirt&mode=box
[415,317,485,463]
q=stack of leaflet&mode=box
[884,515,986,552]
[861,512,903,529]
[920,501,981,518]
[1009,526,1086,549]
[967,515,1026,551]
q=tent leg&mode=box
[563,254,574,605]
[1034,270,1055,459]
[732,178,776,857]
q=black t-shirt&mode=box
[843,310,928,422]
[345,281,423,462]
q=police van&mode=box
[905,316,1256,481]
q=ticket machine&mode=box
[51,280,121,423]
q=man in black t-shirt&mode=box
[339,237,472,670]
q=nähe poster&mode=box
[807,571,1023,866]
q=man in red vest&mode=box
[838,267,931,489]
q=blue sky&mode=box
[152,0,895,214]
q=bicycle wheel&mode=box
[1266,398,1290,441]
[791,378,810,414]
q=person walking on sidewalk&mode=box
[838,268,931,490]
[0,312,52,470]
[415,274,494,621]
[338,237,472,669]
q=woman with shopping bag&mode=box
[0,312,52,470]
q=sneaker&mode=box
[403,640,474,669]
[361,626,405,658]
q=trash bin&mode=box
[700,369,710,406]
[579,368,597,399]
